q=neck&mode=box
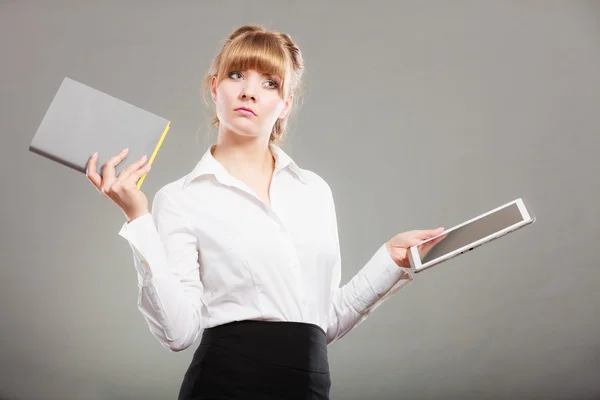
[212,129,275,178]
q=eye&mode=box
[228,71,242,79]
[264,80,279,90]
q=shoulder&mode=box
[295,166,334,199]
[150,176,189,215]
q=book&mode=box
[29,77,171,188]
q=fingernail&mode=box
[93,152,98,158]
[122,148,129,153]
[142,155,148,160]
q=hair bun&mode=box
[228,25,266,41]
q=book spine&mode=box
[136,120,171,189]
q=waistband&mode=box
[200,320,329,373]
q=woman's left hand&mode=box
[385,227,446,269]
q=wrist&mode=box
[126,209,149,223]
[385,241,405,268]
[385,241,396,264]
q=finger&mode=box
[114,154,149,184]
[425,232,446,246]
[419,239,438,256]
[407,236,428,248]
[102,148,129,187]
[86,152,102,188]
[414,230,444,250]
[130,160,152,182]
[120,158,152,187]
[423,233,447,252]
[422,237,441,252]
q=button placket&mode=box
[285,231,308,314]
[276,223,304,306]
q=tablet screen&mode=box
[418,202,524,264]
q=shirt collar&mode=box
[182,143,309,188]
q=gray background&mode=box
[1,1,599,399]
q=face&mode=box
[211,69,292,141]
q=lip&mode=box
[234,107,256,116]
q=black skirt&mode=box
[178,320,331,400]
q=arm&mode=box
[325,187,415,344]
[118,189,204,352]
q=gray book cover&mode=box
[29,77,171,188]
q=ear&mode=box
[278,94,293,119]
[210,75,217,103]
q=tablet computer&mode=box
[408,198,535,273]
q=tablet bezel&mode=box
[408,198,534,273]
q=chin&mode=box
[233,130,261,139]
[223,119,267,140]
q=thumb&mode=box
[410,228,442,246]
[420,227,444,239]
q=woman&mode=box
[86,25,444,400]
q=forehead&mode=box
[219,35,290,81]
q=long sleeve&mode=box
[325,187,414,344]
[118,189,204,352]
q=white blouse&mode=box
[118,143,414,352]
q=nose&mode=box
[239,77,259,101]
[240,87,256,101]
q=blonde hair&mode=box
[203,25,305,144]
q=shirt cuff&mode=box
[358,243,415,312]
[118,213,170,280]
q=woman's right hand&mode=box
[86,148,152,223]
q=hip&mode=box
[178,320,331,400]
